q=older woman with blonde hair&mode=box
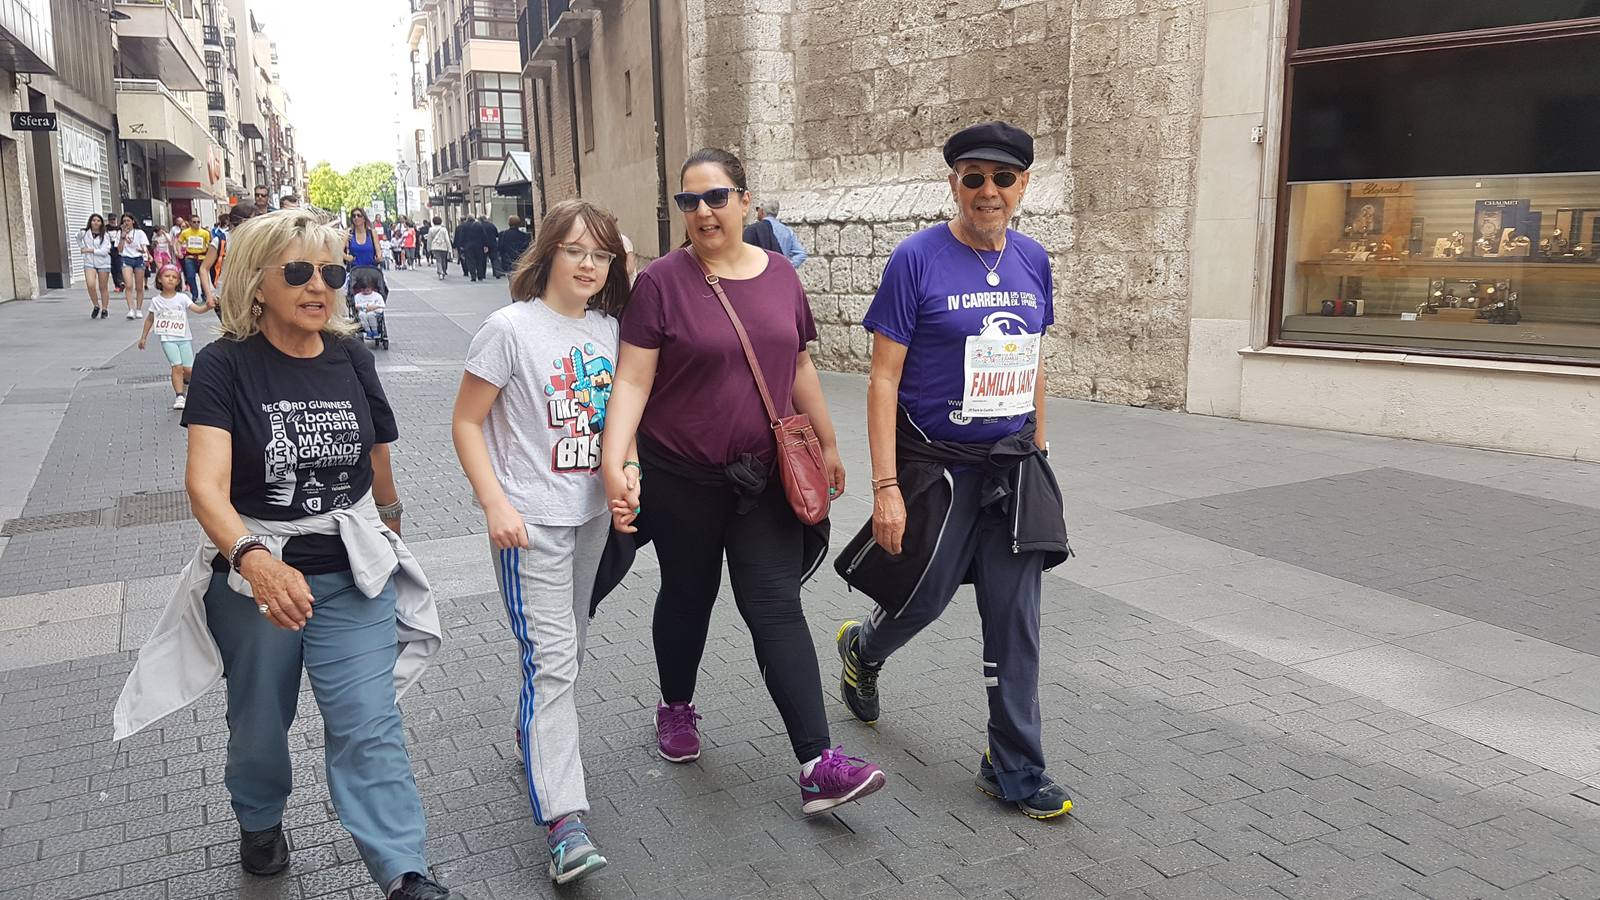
[113,209,459,900]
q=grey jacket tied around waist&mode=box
[112,493,442,741]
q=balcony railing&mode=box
[412,73,425,108]
[460,0,518,40]
[203,24,220,45]
[207,89,225,111]
[517,2,544,66]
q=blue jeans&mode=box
[204,570,428,888]
[181,256,202,298]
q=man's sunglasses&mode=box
[673,187,746,213]
[266,262,348,289]
[959,171,1020,190]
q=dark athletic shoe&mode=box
[836,620,881,724]
[239,824,289,876]
[388,871,459,899]
[977,750,1074,820]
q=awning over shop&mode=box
[494,151,533,196]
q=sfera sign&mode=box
[10,112,57,132]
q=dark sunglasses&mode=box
[673,187,745,213]
[266,262,348,289]
[959,171,1020,189]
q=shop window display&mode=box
[1282,175,1600,359]
[1274,13,1600,363]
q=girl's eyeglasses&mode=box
[557,243,616,267]
[959,171,1020,189]
[266,262,348,289]
[672,187,746,213]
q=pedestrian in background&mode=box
[454,216,484,282]
[402,219,419,268]
[345,207,382,276]
[178,217,212,300]
[497,215,530,275]
[479,216,502,278]
[136,264,211,409]
[427,216,452,279]
[116,213,150,320]
[835,121,1073,821]
[600,148,886,816]
[451,199,630,886]
[756,200,808,267]
[251,185,275,216]
[78,214,113,319]
[279,194,299,209]
[113,208,460,900]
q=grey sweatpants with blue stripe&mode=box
[490,513,609,825]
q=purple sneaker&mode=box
[656,701,702,762]
[799,746,887,815]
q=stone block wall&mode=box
[684,0,1205,409]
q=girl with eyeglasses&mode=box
[598,148,887,816]
[114,208,461,900]
[450,199,629,885]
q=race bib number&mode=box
[185,235,206,253]
[961,332,1039,418]
[152,311,189,340]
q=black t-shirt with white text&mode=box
[182,333,399,574]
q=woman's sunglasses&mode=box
[672,187,746,213]
[266,262,348,289]
[959,171,1020,189]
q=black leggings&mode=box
[646,465,830,763]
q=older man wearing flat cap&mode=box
[834,121,1073,820]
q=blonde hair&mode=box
[217,208,357,340]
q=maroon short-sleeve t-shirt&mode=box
[620,248,817,468]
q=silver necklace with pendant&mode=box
[970,239,1006,287]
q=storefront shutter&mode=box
[62,171,98,283]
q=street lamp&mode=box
[396,162,411,220]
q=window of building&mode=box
[577,50,595,153]
[1274,13,1600,364]
[469,72,523,162]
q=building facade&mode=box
[113,0,229,229]
[503,0,1600,462]
[517,0,688,258]
[30,0,116,290]
[0,0,57,300]
[422,0,523,226]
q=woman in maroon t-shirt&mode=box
[600,149,887,816]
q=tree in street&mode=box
[307,162,349,212]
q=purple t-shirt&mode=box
[863,224,1054,444]
[621,248,818,468]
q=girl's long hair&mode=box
[509,199,630,317]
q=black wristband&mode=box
[230,540,268,572]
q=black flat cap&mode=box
[943,121,1034,170]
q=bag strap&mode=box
[688,249,782,429]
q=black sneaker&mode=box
[836,620,881,724]
[90,307,98,319]
[239,824,289,876]
[977,750,1074,820]
[389,871,459,899]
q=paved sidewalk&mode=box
[1,268,1598,899]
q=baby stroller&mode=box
[348,266,390,350]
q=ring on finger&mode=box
[257,603,270,615]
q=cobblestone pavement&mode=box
[1,269,1599,899]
